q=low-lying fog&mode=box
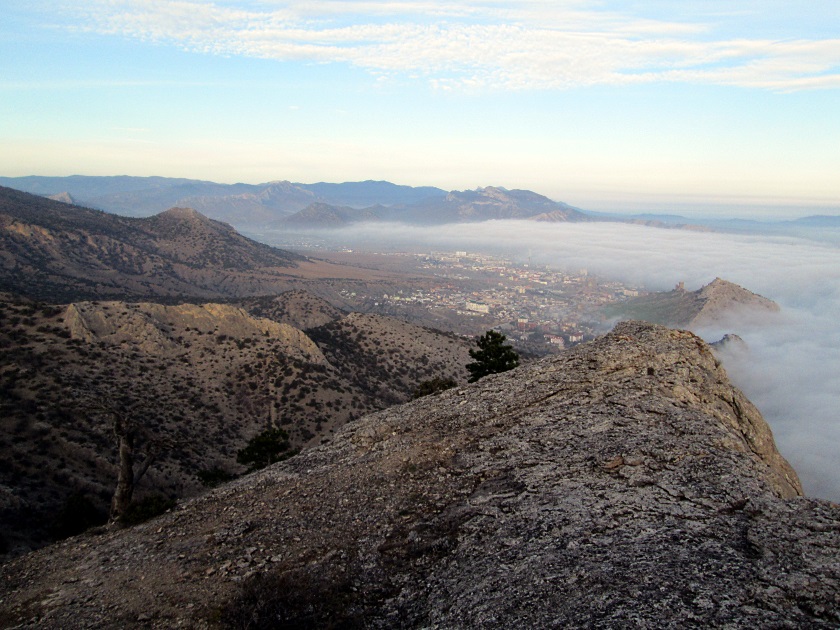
[271,221,840,501]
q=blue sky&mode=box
[2,1,840,217]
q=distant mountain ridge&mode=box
[278,186,590,228]
[3,175,838,239]
[0,175,449,226]
[0,175,591,228]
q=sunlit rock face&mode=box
[2,321,838,629]
[608,277,780,329]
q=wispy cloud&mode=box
[62,0,840,91]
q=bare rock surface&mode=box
[63,301,326,363]
[607,278,780,328]
[2,321,837,629]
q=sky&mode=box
[2,1,840,217]
[287,219,840,501]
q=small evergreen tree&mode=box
[237,428,297,472]
[466,330,520,382]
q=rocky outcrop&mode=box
[1,322,837,629]
[607,278,780,328]
[691,277,780,327]
[63,301,327,363]
[237,290,344,331]
[45,192,76,205]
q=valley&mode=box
[1,185,792,558]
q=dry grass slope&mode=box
[0,291,472,558]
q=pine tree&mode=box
[466,330,520,383]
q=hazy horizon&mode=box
[2,172,839,224]
[3,1,839,218]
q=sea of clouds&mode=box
[301,220,840,501]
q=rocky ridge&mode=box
[606,277,780,328]
[2,321,836,628]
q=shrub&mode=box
[412,377,457,399]
[222,561,368,630]
[236,428,297,472]
[197,467,237,488]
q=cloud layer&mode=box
[66,0,840,91]
[299,220,840,500]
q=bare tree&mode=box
[104,401,160,525]
[77,392,164,526]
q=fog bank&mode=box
[313,221,840,500]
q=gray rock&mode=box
[1,321,837,629]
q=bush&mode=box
[222,561,370,630]
[412,377,456,399]
[236,428,297,472]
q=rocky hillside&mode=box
[0,187,312,302]
[0,292,473,557]
[606,277,780,328]
[2,322,836,629]
[307,312,472,406]
[235,290,345,331]
[0,187,429,305]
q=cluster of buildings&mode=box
[341,250,643,352]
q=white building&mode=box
[465,301,490,314]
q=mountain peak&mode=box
[156,206,209,221]
[607,278,780,328]
[692,277,780,326]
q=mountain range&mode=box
[0,176,587,229]
[3,175,839,243]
